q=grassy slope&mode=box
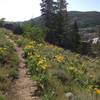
[16,35,100,100]
[0,28,100,100]
[0,29,19,100]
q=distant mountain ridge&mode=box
[31,11,100,28]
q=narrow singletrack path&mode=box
[5,35,40,100]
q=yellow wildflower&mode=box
[95,89,100,94]
[0,47,7,55]
[68,67,75,71]
[37,60,44,65]
[55,55,65,63]
[29,55,33,59]
[37,58,49,70]
[41,64,48,70]
[28,52,33,56]
[35,54,41,58]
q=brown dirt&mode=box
[5,35,40,100]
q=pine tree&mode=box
[40,0,56,28]
[70,21,81,51]
[56,0,68,46]
[40,0,81,52]
[40,0,57,43]
[56,1,81,51]
[0,18,5,27]
[57,0,67,12]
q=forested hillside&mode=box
[31,11,100,28]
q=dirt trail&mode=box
[5,35,40,100]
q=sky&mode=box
[0,0,100,21]
[68,0,100,11]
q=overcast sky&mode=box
[0,0,100,21]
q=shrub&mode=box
[0,29,19,98]
[9,67,18,79]
[13,25,23,35]
[0,95,5,100]
[22,24,47,42]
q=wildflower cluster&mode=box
[31,53,49,70]
[24,41,36,56]
[37,56,49,70]
[92,83,100,95]
[24,41,35,50]
[88,85,100,95]
[55,55,65,63]
[0,47,6,54]
[24,41,49,71]
[19,37,100,99]
[0,47,7,59]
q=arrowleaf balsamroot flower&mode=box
[55,55,65,63]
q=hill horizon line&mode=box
[3,10,100,22]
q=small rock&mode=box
[65,92,75,100]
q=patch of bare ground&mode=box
[5,35,40,100]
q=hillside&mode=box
[31,11,100,28]
[68,11,100,27]
[1,28,100,100]
[13,31,100,100]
